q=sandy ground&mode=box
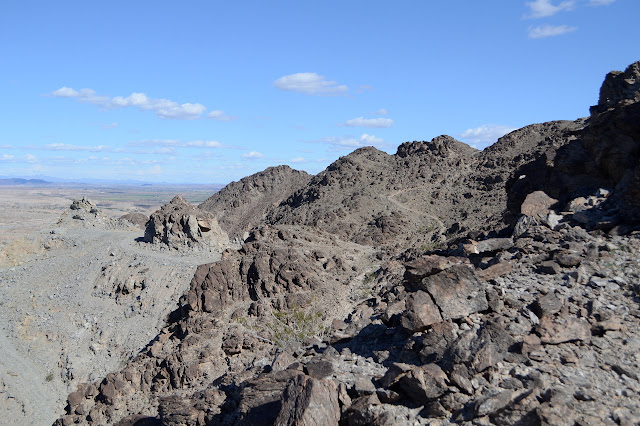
[0,184,223,425]
[0,184,218,245]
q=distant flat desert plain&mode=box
[0,183,221,245]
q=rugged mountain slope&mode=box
[265,124,590,252]
[265,137,481,252]
[54,61,640,426]
[199,166,311,240]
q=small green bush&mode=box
[267,306,328,349]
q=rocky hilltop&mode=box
[53,61,640,425]
[199,165,311,241]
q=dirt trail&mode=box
[387,187,445,232]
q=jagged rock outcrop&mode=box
[505,61,640,228]
[199,165,311,240]
[583,61,640,223]
[57,197,124,229]
[591,61,640,114]
[144,195,228,250]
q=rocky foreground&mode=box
[47,61,640,425]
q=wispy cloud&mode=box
[274,73,348,96]
[311,133,386,151]
[340,117,394,128]
[44,143,113,152]
[290,157,306,163]
[207,110,238,121]
[184,141,225,148]
[242,151,263,159]
[457,124,516,149]
[355,85,374,93]
[589,0,615,5]
[1,154,15,160]
[51,87,211,120]
[132,139,225,149]
[525,0,575,18]
[528,24,577,38]
[373,108,388,115]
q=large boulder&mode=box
[144,195,228,250]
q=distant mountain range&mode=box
[0,178,51,185]
[0,176,226,187]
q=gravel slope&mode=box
[0,213,223,425]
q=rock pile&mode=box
[144,195,228,251]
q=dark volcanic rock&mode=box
[591,61,640,114]
[584,61,640,223]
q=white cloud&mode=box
[340,117,394,128]
[25,154,38,163]
[207,110,237,121]
[51,87,109,105]
[525,0,575,18]
[242,151,263,159]
[528,24,577,38]
[312,133,386,151]
[1,154,15,160]
[290,157,305,163]
[457,124,516,149]
[51,87,209,120]
[589,0,615,4]
[274,73,348,96]
[374,108,388,115]
[51,87,79,97]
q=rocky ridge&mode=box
[53,61,640,425]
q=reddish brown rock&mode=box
[419,265,488,320]
[521,191,558,218]
[404,255,470,281]
[274,375,340,426]
[536,315,591,344]
[400,291,443,332]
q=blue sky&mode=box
[1,0,638,184]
